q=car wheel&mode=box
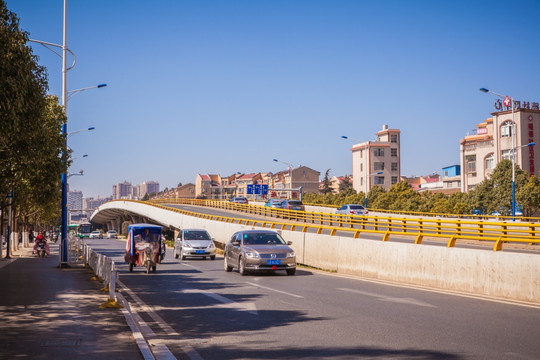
[286,268,296,276]
[224,254,233,272]
[210,255,216,260]
[181,255,186,260]
[174,249,179,259]
[239,256,247,276]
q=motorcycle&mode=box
[36,239,47,258]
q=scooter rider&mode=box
[33,231,50,256]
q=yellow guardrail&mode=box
[143,198,540,251]
[302,202,540,223]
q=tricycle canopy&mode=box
[124,223,162,265]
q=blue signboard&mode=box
[247,184,254,194]
[254,184,261,195]
[261,184,268,195]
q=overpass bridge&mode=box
[90,199,540,304]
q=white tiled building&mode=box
[350,125,401,194]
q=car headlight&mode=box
[183,242,192,249]
[245,251,260,259]
[208,242,216,249]
[287,251,296,258]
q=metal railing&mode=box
[135,199,540,251]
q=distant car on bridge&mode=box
[336,204,368,215]
[264,199,283,208]
[230,197,248,204]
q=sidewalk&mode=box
[0,242,143,359]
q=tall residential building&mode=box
[350,125,401,194]
[67,190,83,219]
[138,181,160,198]
[112,181,134,200]
[460,100,540,192]
[83,196,112,217]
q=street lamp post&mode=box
[366,171,383,208]
[480,88,535,219]
[29,0,107,266]
[273,158,294,189]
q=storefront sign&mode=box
[494,99,539,111]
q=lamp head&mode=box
[97,83,107,88]
[341,135,348,139]
[479,88,489,93]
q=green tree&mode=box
[320,169,332,195]
[0,1,65,228]
[338,176,353,192]
[516,175,540,217]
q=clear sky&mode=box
[7,0,540,199]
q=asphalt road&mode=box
[87,238,540,360]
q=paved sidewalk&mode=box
[0,242,143,359]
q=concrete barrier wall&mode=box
[94,201,540,303]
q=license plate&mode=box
[195,250,205,254]
[267,259,281,265]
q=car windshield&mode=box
[288,201,303,206]
[184,231,211,240]
[243,233,286,245]
[349,205,365,210]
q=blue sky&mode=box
[7,0,540,198]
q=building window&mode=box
[374,176,384,185]
[360,163,363,172]
[391,176,398,184]
[360,177,363,186]
[360,149,363,158]
[501,149,512,161]
[485,153,495,170]
[501,121,512,137]
[391,134,398,143]
[374,162,384,171]
[391,162,398,171]
[374,148,384,156]
[391,148,398,156]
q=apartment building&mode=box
[138,181,160,198]
[350,125,401,194]
[460,101,540,192]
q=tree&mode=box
[0,1,65,229]
[320,169,332,195]
[338,176,353,192]
[516,175,540,217]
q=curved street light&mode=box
[67,127,95,138]
[71,154,88,161]
[30,0,107,266]
[273,158,294,189]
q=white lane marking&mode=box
[119,280,178,335]
[246,282,304,298]
[338,288,437,308]
[181,289,258,315]
[116,293,155,360]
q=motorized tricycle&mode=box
[124,224,163,273]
